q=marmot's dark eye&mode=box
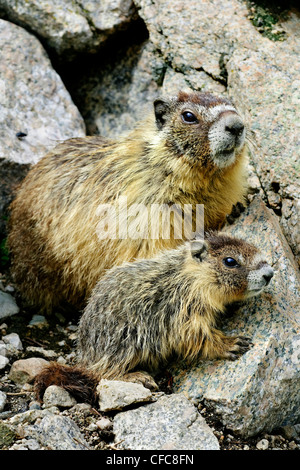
[223,257,239,268]
[181,111,198,123]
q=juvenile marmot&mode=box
[35,232,274,403]
[8,91,248,312]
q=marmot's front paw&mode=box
[226,201,245,225]
[224,335,253,360]
[121,370,159,391]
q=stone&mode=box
[0,19,85,165]
[97,379,152,412]
[0,421,17,448]
[9,358,48,385]
[0,391,6,412]
[29,414,91,450]
[113,393,220,450]
[8,407,59,426]
[28,315,49,328]
[0,341,6,356]
[26,346,57,360]
[0,356,9,370]
[227,15,300,265]
[96,417,113,431]
[43,385,77,408]
[0,291,19,321]
[172,196,300,437]
[0,0,138,57]
[69,39,158,137]
[2,333,23,351]
[135,0,262,84]
[279,424,300,442]
[256,439,269,450]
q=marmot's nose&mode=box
[225,118,245,136]
[262,267,274,285]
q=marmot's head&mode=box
[154,91,246,168]
[186,233,274,304]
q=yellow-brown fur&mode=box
[34,233,273,403]
[8,92,248,312]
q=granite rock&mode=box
[67,38,158,137]
[113,393,220,450]
[227,14,300,265]
[0,356,9,370]
[0,391,6,412]
[0,19,85,165]
[43,385,77,409]
[2,333,23,351]
[172,196,300,437]
[0,0,138,57]
[9,357,48,385]
[28,414,91,450]
[97,379,152,412]
[0,291,19,321]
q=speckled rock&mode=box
[0,356,9,370]
[113,393,220,450]
[227,13,300,265]
[28,414,91,450]
[2,333,23,352]
[0,19,85,165]
[0,291,19,321]
[97,379,152,412]
[9,358,48,385]
[0,391,6,412]
[0,421,17,448]
[68,39,159,137]
[0,0,138,57]
[172,196,300,437]
[43,385,77,409]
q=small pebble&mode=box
[87,422,98,432]
[28,315,48,328]
[29,401,42,410]
[0,391,7,412]
[0,355,9,370]
[256,438,269,450]
[96,417,113,431]
[5,285,15,293]
[3,333,23,351]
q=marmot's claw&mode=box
[228,336,253,360]
[226,201,246,225]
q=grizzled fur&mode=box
[8,91,249,313]
[35,233,273,403]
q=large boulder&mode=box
[172,197,300,437]
[0,19,86,240]
[0,0,138,58]
[113,393,220,450]
[0,19,85,165]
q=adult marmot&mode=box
[8,91,248,312]
[35,233,274,403]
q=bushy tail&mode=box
[34,362,99,406]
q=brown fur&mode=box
[8,92,248,313]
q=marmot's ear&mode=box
[189,239,208,262]
[154,99,170,130]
